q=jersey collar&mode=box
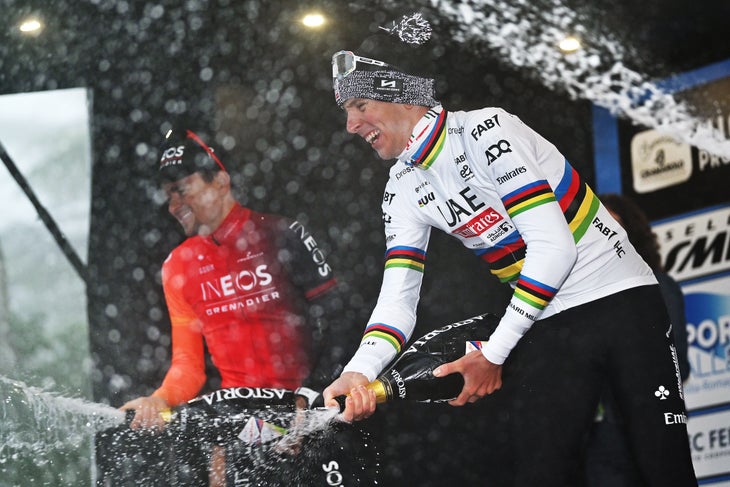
[397,105,447,169]
[210,203,251,247]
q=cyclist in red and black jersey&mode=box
[122,128,348,422]
[120,129,364,485]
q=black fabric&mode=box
[654,271,690,381]
[582,272,691,487]
[480,285,695,487]
[276,218,354,392]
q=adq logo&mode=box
[484,140,512,165]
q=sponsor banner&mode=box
[678,274,730,411]
[653,204,730,283]
[630,129,693,193]
[688,407,730,485]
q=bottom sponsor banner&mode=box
[688,407,730,485]
[682,275,730,411]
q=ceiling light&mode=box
[19,18,43,35]
[559,35,581,53]
[302,13,325,28]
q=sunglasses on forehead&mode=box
[165,128,227,172]
[331,50,400,80]
[160,128,228,175]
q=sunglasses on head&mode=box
[331,50,399,80]
[162,128,227,172]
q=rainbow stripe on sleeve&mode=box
[514,275,558,310]
[500,160,601,242]
[474,232,526,283]
[501,180,557,218]
[384,246,426,272]
[553,160,600,243]
[362,323,407,353]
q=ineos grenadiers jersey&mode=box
[343,106,656,380]
[154,204,337,406]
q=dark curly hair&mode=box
[599,193,663,271]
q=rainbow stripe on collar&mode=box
[408,108,447,169]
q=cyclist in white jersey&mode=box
[322,37,697,487]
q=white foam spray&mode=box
[274,406,341,453]
[431,0,730,158]
[0,376,124,461]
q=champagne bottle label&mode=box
[238,415,288,445]
[373,313,500,403]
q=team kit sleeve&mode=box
[464,108,578,365]
[342,178,432,382]
[281,219,338,299]
[280,220,356,396]
[152,258,207,406]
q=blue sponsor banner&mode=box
[685,292,730,377]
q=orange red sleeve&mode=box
[153,260,207,406]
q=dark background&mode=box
[2,0,729,484]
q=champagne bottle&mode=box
[338,312,499,408]
[164,386,296,421]
[124,387,295,443]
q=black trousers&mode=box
[486,285,697,487]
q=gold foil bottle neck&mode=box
[159,408,175,422]
[365,378,390,403]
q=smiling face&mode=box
[343,98,426,160]
[162,171,232,236]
